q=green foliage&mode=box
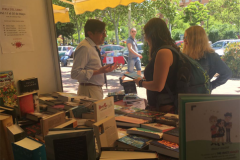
[207,23,238,43]
[141,42,150,66]
[222,42,240,78]
[55,22,75,38]
[171,29,184,40]
[207,0,240,32]
[182,1,209,26]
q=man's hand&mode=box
[138,54,143,59]
[98,63,120,73]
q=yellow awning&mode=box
[52,4,70,23]
[72,0,146,15]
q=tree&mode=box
[154,0,180,34]
[102,6,128,44]
[182,1,209,26]
[207,0,240,33]
[55,22,75,45]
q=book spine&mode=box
[33,145,47,160]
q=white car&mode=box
[58,46,74,59]
[211,39,240,56]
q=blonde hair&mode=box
[183,26,214,60]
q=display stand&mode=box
[0,0,62,94]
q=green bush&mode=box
[119,42,127,47]
[222,42,240,78]
[171,29,184,41]
[141,42,149,66]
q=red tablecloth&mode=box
[103,56,125,65]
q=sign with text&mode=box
[0,5,34,53]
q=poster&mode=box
[0,5,34,53]
[185,99,240,160]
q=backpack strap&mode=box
[155,45,180,113]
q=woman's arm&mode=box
[134,49,173,92]
[211,54,232,89]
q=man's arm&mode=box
[71,46,94,81]
[127,43,142,58]
[71,46,119,81]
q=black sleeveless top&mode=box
[144,49,178,107]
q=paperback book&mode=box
[94,97,115,122]
[141,123,175,132]
[0,71,17,107]
[127,127,163,139]
[117,134,151,150]
[124,72,142,79]
[127,110,165,122]
[163,127,179,144]
[149,140,179,158]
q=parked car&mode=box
[211,39,240,56]
[101,45,124,55]
[58,46,74,59]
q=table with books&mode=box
[0,90,180,160]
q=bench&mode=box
[66,58,73,66]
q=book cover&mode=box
[94,97,115,122]
[127,110,165,121]
[149,140,179,158]
[156,116,178,127]
[18,93,35,117]
[114,105,141,115]
[18,77,39,94]
[0,113,13,160]
[184,99,240,160]
[21,122,41,137]
[127,127,163,139]
[12,137,47,160]
[115,116,149,124]
[117,128,128,138]
[45,128,95,160]
[93,116,118,153]
[124,72,142,79]
[178,94,240,160]
[117,134,151,150]
[163,127,179,144]
[7,124,26,160]
[123,95,142,102]
[141,123,175,132]
[0,71,17,108]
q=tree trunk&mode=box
[113,21,119,44]
[63,36,65,45]
[128,4,131,37]
[169,21,172,36]
[76,20,81,43]
[72,35,74,45]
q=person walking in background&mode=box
[71,19,119,100]
[120,28,142,83]
[133,18,179,113]
[60,47,73,66]
[183,26,232,91]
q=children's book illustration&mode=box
[185,99,240,160]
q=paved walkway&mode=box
[61,65,240,99]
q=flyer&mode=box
[0,5,34,53]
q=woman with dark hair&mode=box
[133,18,179,113]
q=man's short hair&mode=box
[130,28,136,32]
[84,19,106,37]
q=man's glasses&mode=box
[101,30,107,35]
[132,31,136,33]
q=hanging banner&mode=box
[0,5,34,53]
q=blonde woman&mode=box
[183,26,232,91]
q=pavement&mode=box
[61,64,240,99]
